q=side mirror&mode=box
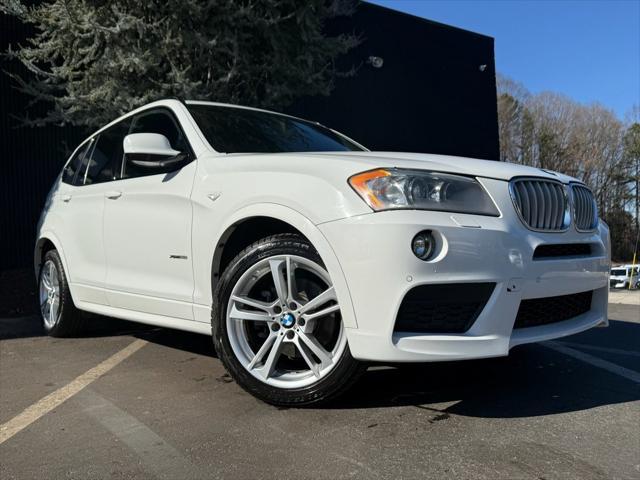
[123,133,186,169]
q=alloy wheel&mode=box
[39,259,61,328]
[226,254,346,389]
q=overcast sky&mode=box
[369,0,640,119]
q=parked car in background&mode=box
[35,99,610,405]
[609,265,639,289]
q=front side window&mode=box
[187,104,364,153]
[62,141,91,185]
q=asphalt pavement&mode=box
[0,297,638,480]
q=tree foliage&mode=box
[497,74,640,261]
[1,0,359,127]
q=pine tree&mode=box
[1,0,359,127]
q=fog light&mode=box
[411,231,435,260]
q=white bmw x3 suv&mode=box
[36,99,610,405]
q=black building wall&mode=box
[287,3,500,159]
[1,13,85,272]
[0,2,499,271]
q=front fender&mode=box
[192,202,358,329]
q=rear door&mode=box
[56,119,127,305]
[103,107,196,320]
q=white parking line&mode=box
[556,341,640,358]
[544,341,640,384]
[0,339,147,445]
[77,389,208,479]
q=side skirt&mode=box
[74,300,212,336]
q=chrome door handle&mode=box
[105,190,122,199]
[61,194,72,203]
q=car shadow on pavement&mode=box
[136,326,217,358]
[0,313,218,359]
[0,313,153,341]
[329,347,637,417]
[128,314,639,419]
[2,313,637,419]
[330,318,640,417]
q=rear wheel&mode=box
[39,249,83,337]
[212,234,364,406]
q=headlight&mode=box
[348,168,499,216]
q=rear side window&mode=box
[62,142,91,185]
[79,120,131,185]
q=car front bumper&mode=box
[318,179,610,363]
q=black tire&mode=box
[39,249,83,337]
[212,233,365,406]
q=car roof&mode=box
[183,100,343,132]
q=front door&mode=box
[103,108,196,320]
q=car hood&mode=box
[296,151,581,183]
[198,151,584,224]
[209,151,581,184]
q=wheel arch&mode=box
[208,204,358,329]
[213,216,302,280]
[34,233,70,282]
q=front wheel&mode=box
[212,234,365,406]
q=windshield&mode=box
[187,104,364,154]
[611,269,627,276]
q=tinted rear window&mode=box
[187,104,363,153]
[62,142,91,185]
